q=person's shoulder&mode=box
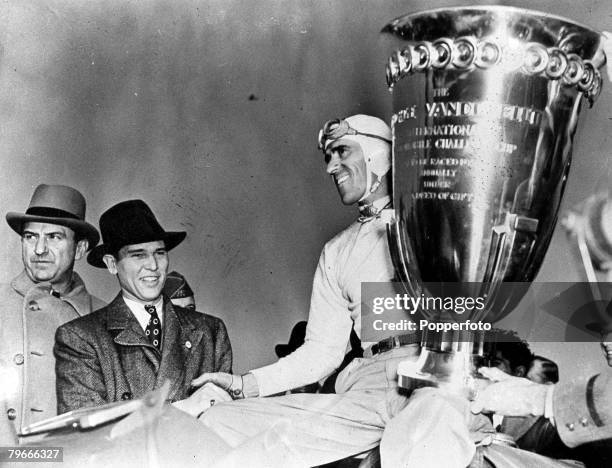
[198,311,228,330]
[173,305,227,330]
[175,305,224,324]
[1,271,32,298]
[54,307,112,352]
[86,294,119,316]
[90,295,107,312]
[69,272,107,314]
[58,301,112,335]
[63,306,107,328]
[323,220,360,250]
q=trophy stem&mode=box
[397,328,487,399]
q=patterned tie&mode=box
[144,305,162,350]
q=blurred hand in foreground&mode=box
[470,367,548,417]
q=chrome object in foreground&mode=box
[383,6,606,396]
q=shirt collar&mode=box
[357,195,392,223]
[122,295,164,331]
[12,270,82,297]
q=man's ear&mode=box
[74,239,89,261]
[514,365,527,378]
[103,254,118,275]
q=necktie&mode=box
[144,305,162,350]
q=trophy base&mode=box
[397,350,485,400]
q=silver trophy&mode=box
[383,6,606,397]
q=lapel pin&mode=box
[185,341,192,349]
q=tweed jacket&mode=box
[0,270,103,443]
[555,371,612,447]
[54,293,232,414]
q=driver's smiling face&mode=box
[324,138,367,205]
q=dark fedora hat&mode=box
[6,184,99,249]
[87,199,186,268]
[275,321,308,358]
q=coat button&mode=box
[185,341,192,349]
[579,417,589,427]
[7,408,17,421]
[13,353,24,365]
[27,300,40,311]
[566,423,575,431]
[121,392,133,401]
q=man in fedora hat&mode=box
[0,184,103,442]
[54,199,232,413]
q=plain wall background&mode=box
[0,0,610,381]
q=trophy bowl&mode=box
[383,5,606,396]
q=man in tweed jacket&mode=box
[54,200,232,413]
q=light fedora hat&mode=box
[6,184,100,249]
[87,199,186,268]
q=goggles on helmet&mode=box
[318,118,392,150]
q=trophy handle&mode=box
[479,213,539,322]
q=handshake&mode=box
[173,372,259,418]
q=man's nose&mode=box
[34,236,48,255]
[326,154,340,174]
[143,254,159,270]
